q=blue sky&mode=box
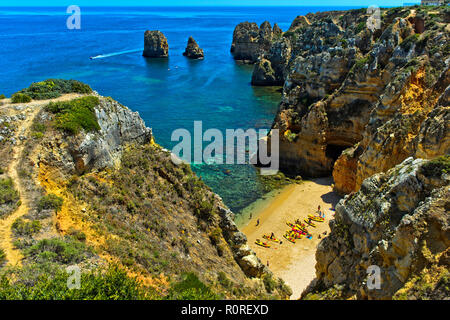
[0,0,405,7]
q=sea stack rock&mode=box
[183,36,204,59]
[143,30,169,58]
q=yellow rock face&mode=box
[332,150,358,195]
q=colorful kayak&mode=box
[263,234,280,243]
[304,219,316,227]
[286,222,295,228]
[308,214,325,222]
[292,232,302,239]
[291,228,307,235]
[255,239,271,248]
[287,222,307,232]
[283,234,296,243]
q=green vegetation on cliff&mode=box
[0,249,5,266]
[37,194,64,212]
[0,177,20,217]
[11,93,32,103]
[46,96,100,134]
[421,155,450,177]
[0,265,155,300]
[16,79,92,100]
[12,218,41,236]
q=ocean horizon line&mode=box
[0,5,379,8]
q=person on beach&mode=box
[317,205,324,218]
[270,232,275,239]
[256,219,260,226]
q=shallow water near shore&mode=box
[0,6,359,212]
[240,178,341,299]
[234,184,295,229]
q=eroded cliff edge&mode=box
[0,80,290,299]
[233,6,449,195]
[231,5,449,300]
[303,157,449,300]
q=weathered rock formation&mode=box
[183,36,204,59]
[236,7,449,195]
[252,58,280,86]
[37,95,152,175]
[0,83,291,299]
[302,156,449,299]
[143,30,169,58]
[230,21,282,63]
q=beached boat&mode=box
[308,214,325,222]
[283,233,296,243]
[255,239,271,248]
[304,219,316,227]
[263,234,281,243]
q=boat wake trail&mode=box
[203,69,222,88]
[90,48,141,60]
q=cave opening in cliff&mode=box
[325,144,347,162]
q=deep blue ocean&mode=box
[0,6,362,212]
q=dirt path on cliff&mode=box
[0,94,81,266]
[241,177,341,300]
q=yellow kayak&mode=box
[292,232,302,239]
[283,233,296,243]
[255,239,271,248]
[263,234,280,243]
[304,219,316,228]
[287,222,307,232]
[308,215,325,222]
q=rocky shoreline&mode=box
[231,5,449,299]
[231,7,449,195]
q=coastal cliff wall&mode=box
[230,5,450,300]
[230,21,282,64]
[233,6,450,195]
[302,156,449,300]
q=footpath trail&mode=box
[241,177,341,299]
[0,94,80,266]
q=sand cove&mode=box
[237,177,341,299]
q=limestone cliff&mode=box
[230,21,282,63]
[302,156,449,300]
[183,36,204,59]
[143,30,169,58]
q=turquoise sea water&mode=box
[0,6,360,212]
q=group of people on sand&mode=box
[255,204,328,244]
[256,205,326,227]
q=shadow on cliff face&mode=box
[320,191,341,210]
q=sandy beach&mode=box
[238,177,341,299]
